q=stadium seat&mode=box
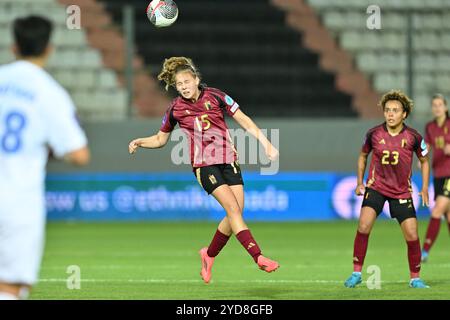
[414,32,441,51]
[356,53,378,73]
[415,73,435,91]
[440,34,450,50]
[308,0,450,119]
[414,13,443,30]
[415,55,436,72]
[435,75,450,92]
[98,69,118,89]
[373,73,407,93]
[0,0,127,121]
[437,55,450,71]
[382,13,407,30]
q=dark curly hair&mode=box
[378,90,413,118]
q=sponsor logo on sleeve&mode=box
[225,95,234,106]
[421,139,428,156]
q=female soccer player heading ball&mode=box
[128,57,279,283]
[421,94,450,263]
[344,90,430,289]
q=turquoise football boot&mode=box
[409,278,430,288]
[344,272,362,288]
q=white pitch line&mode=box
[38,278,427,284]
[41,263,450,271]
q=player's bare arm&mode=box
[64,147,90,166]
[417,143,431,169]
[418,155,430,207]
[444,143,450,155]
[128,130,171,154]
[232,109,278,161]
[356,152,368,196]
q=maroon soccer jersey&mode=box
[160,86,239,167]
[425,117,450,178]
[361,123,428,199]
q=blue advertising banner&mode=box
[45,172,434,221]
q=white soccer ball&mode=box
[146,0,178,28]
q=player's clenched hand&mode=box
[265,145,279,161]
[355,184,366,196]
[419,188,429,207]
[128,139,141,154]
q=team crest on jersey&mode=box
[401,139,407,148]
[379,138,386,144]
[204,101,211,111]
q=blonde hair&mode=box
[157,56,201,90]
[378,89,414,118]
[432,93,449,118]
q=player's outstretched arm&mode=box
[232,109,278,161]
[129,130,171,154]
[418,155,430,207]
[355,152,369,196]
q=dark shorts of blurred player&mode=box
[194,161,244,194]
[362,187,416,224]
[433,176,450,200]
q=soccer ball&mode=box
[146,0,178,28]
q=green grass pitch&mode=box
[32,220,450,300]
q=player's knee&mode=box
[431,210,443,219]
[404,230,418,241]
[226,205,242,217]
[358,223,372,234]
[432,203,446,218]
[406,235,418,242]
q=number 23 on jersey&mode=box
[381,150,399,165]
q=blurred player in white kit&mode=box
[0,16,90,299]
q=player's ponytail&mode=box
[157,56,201,90]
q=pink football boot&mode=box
[199,247,215,283]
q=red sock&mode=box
[236,229,261,263]
[447,214,450,234]
[407,239,421,278]
[353,231,369,272]
[423,217,441,252]
[207,229,230,257]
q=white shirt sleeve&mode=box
[43,88,87,158]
